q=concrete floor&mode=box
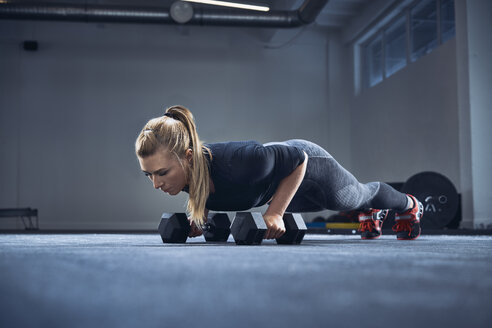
[1,234,491,328]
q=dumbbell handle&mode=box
[201,223,213,232]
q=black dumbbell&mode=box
[230,212,267,245]
[230,212,307,245]
[203,212,231,242]
[276,213,307,244]
[158,213,190,243]
[158,212,231,243]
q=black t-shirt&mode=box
[182,140,306,211]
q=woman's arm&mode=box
[263,151,308,238]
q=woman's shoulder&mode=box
[204,140,260,147]
[204,140,261,155]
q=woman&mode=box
[135,105,423,241]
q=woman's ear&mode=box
[186,148,193,164]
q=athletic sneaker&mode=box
[358,209,389,240]
[392,194,423,240]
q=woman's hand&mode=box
[188,218,203,238]
[263,213,286,240]
[188,210,209,238]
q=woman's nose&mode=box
[153,177,163,189]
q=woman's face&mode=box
[138,148,192,196]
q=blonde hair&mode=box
[135,105,212,227]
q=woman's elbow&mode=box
[302,151,308,165]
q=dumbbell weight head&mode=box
[231,212,267,245]
[276,213,307,245]
[203,213,231,242]
[158,212,190,243]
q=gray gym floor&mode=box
[1,234,491,328]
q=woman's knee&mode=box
[326,183,378,211]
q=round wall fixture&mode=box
[170,1,194,24]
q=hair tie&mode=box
[164,112,173,119]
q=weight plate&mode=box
[401,171,459,229]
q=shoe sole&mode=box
[360,234,382,240]
[397,226,421,240]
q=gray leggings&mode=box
[263,139,408,213]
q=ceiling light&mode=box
[182,0,270,12]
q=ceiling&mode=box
[7,0,372,29]
[314,0,371,28]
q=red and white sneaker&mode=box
[358,209,389,239]
[392,194,423,240]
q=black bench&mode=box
[0,208,39,230]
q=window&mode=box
[385,16,407,77]
[411,0,438,62]
[440,0,455,43]
[358,0,456,90]
[364,35,383,88]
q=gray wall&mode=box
[0,19,333,229]
[346,0,492,230]
[455,0,492,229]
[349,39,460,189]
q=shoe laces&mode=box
[392,219,414,236]
[358,220,374,232]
